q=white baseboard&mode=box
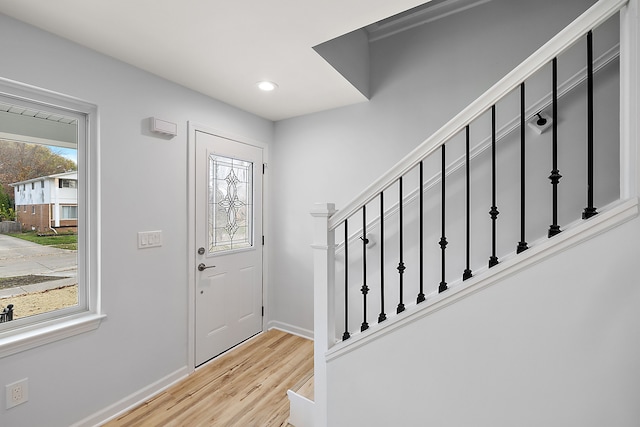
[70,366,190,427]
[268,320,314,340]
[72,322,313,426]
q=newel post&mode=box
[311,202,336,427]
[620,0,639,199]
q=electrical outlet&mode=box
[6,378,28,409]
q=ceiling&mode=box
[0,0,441,121]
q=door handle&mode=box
[198,263,216,272]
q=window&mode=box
[59,179,77,189]
[0,79,102,358]
[61,205,77,219]
[209,154,253,253]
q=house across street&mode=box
[10,171,78,233]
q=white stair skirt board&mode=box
[287,389,316,427]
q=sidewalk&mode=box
[0,276,77,299]
[0,234,78,298]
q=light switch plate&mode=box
[138,231,163,249]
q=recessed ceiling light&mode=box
[257,81,278,91]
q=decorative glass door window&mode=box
[208,154,253,253]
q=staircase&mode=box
[290,0,640,425]
[286,374,314,427]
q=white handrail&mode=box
[328,0,628,231]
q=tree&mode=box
[0,140,77,205]
[0,184,14,221]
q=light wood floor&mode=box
[103,329,313,427]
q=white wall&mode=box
[326,214,640,426]
[270,0,609,336]
[0,13,273,427]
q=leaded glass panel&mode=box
[208,154,253,253]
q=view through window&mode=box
[0,99,80,324]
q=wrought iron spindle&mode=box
[397,177,406,313]
[378,192,387,323]
[489,105,500,268]
[439,145,448,293]
[583,30,598,220]
[360,206,369,332]
[342,220,350,341]
[548,57,563,237]
[417,161,426,302]
[463,126,473,280]
[517,82,529,253]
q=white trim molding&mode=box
[71,366,190,427]
[0,76,103,359]
[620,0,640,198]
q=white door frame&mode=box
[187,121,269,370]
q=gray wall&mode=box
[270,0,615,335]
[0,0,626,424]
[327,215,640,426]
[0,13,272,427]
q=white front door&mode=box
[194,130,263,366]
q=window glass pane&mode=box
[61,205,77,219]
[0,99,79,323]
[208,154,253,253]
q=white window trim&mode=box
[0,313,105,358]
[0,77,104,358]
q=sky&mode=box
[48,145,77,165]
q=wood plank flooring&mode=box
[103,329,313,427]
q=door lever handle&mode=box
[197,263,216,272]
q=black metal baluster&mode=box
[517,82,529,253]
[489,105,500,268]
[417,161,426,303]
[360,206,369,332]
[463,126,473,280]
[378,192,387,323]
[439,145,448,293]
[548,57,563,237]
[342,220,350,341]
[583,30,598,220]
[397,177,406,313]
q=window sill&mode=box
[0,312,106,358]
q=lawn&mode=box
[9,231,77,250]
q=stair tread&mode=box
[291,372,314,401]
